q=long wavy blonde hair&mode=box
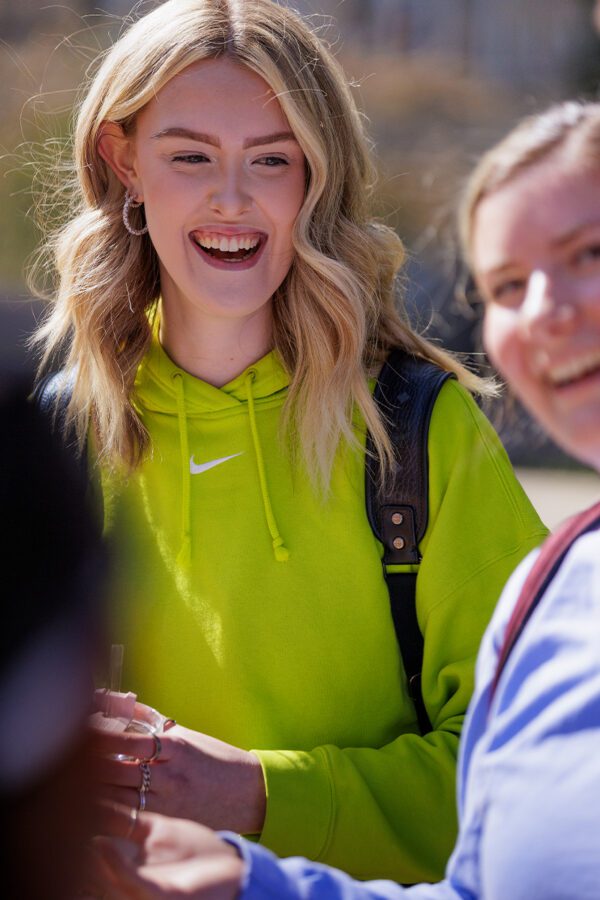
[32,0,483,487]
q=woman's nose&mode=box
[208,169,251,218]
[519,270,577,337]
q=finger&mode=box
[94,755,164,790]
[96,838,153,900]
[91,730,168,763]
[90,839,142,900]
[96,783,146,812]
[95,802,153,844]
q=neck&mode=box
[159,300,274,388]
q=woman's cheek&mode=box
[482,305,520,381]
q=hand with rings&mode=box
[94,723,166,815]
[92,722,266,834]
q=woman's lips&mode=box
[545,348,600,388]
[189,230,267,270]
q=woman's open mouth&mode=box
[190,230,266,269]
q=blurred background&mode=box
[1,0,600,522]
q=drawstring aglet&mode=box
[272,536,290,563]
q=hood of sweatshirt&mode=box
[133,331,292,565]
[134,331,290,417]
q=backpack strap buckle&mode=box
[381,504,420,565]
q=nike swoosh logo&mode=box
[189,452,244,475]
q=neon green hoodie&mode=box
[103,334,547,882]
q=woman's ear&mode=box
[97,122,143,199]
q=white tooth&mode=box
[195,232,260,252]
[549,350,600,385]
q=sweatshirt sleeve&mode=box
[221,833,462,900]
[253,381,548,882]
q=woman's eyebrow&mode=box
[474,259,520,280]
[243,131,296,148]
[151,127,220,146]
[150,127,296,148]
[552,220,600,248]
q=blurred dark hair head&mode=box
[0,373,106,898]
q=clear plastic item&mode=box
[126,699,168,735]
[90,644,167,747]
[90,689,137,733]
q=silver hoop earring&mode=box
[123,190,149,236]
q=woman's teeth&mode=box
[192,232,261,255]
[549,349,600,387]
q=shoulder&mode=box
[477,530,600,899]
[427,379,545,534]
[471,524,600,706]
[492,529,600,733]
[527,528,600,650]
[429,378,501,450]
[415,379,546,623]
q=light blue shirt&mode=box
[223,530,600,899]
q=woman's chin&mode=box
[556,429,600,474]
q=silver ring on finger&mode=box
[144,732,162,763]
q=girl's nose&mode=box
[519,270,577,338]
[208,170,251,218]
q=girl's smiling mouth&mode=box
[543,349,600,389]
[190,230,266,268]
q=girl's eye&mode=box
[171,153,210,164]
[575,243,600,265]
[489,279,526,306]
[255,155,289,167]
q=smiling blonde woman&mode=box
[31,0,546,883]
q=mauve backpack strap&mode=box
[491,499,600,704]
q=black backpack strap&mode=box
[366,348,455,735]
[490,499,600,705]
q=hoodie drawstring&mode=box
[245,371,290,562]
[173,372,191,568]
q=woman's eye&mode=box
[575,243,600,265]
[255,155,289,167]
[171,153,210,164]
[490,279,525,305]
